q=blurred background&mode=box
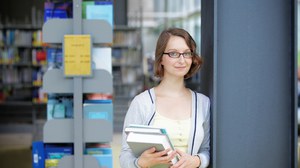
[0,0,201,168]
[0,0,298,168]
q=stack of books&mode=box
[125,124,179,167]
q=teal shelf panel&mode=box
[42,19,112,43]
[43,119,113,143]
[58,155,101,168]
[42,69,113,94]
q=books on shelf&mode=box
[85,146,113,168]
[83,1,113,27]
[83,99,113,122]
[44,2,73,23]
[32,141,73,168]
[125,124,178,166]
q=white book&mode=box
[92,47,112,74]
[125,125,178,167]
[125,124,167,134]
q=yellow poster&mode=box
[64,35,92,76]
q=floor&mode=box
[0,133,299,168]
[0,132,123,168]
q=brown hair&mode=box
[154,28,202,79]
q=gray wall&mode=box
[114,0,128,25]
[201,0,297,167]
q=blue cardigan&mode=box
[119,88,210,168]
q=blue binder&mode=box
[32,141,45,168]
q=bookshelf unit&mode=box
[0,25,47,103]
[42,69,113,168]
[0,25,47,130]
[41,0,114,166]
[112,26,144,132]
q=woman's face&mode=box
[161,35,192,79]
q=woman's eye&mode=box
[169,52,177,57]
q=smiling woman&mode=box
[154,28,202,80]
[160,35,193,79]
[120,28,210,168]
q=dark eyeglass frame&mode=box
[163,52,194,58]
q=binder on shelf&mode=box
[45,159,60,168]
[47,48,63,69]
[32,141,45,168]
[47,97,73,120]
[92,47,112,74]
[44,2,73,23]
[83,1,113,27]
[44,144,73,159]
[92,154,113,168]
[83,99,113,122]
[85,147,113,168]
[32,142,73,168]
[47,99,65,119]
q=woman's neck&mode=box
[155,77,188,97]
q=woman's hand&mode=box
[137,147,177,168]
[170,150,201,168]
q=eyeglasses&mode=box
[163,52,193,58]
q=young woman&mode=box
[119,28,210,168]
